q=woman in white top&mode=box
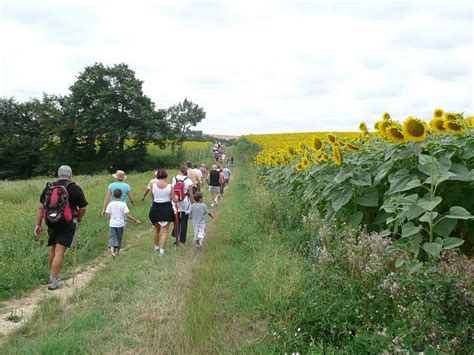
[148,169,176,257]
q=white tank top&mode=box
[152,183,171,203]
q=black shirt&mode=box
[209,170,220,186]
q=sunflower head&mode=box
[374,121,381,130]
[468,116,474,127]
[295,163,303,171]
[433,108,444,118]
[359,122,368,132]
[430,117,447,134]
[386,125,405,143]
[402,116,428,142]
[320,152,329,162]
[332,146,343,166]
[444,115,465,134]
[288,146,296,156]
[312,136,323,151]
[346,143,360,151]
[326,133,336,144]
[383,112,391,121]
[376,120,391,137]
[301,156,309,168]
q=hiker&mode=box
[171,166,194,245]
[199,163,209,188]
[208,164,220,207]
[193,164,203,192]
[104,188,141,258]
[185,161,200,194]
[213,150,219,162]
[223,167,231,185]
[219,168,226,198]
[101,170,136,215]
[34,165,88,290]
[190,192,214,251]
[141,170,159,202]
[149,169,176,257]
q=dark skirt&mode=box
[149,201,175,224]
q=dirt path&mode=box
[0,229,147,341]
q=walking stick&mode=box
[71,223,79,285]
[174,209,180,246]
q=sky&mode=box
[0,0,473,135]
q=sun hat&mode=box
[112,170,126,180]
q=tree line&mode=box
[0,63,206,179]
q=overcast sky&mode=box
[0,1,473,135]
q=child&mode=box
[104,188,141,258]
[189,192,214,251]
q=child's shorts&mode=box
[193,223,206,240]
[109,227,124,248]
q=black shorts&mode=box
[47,222,76,248]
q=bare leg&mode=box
[153,224,161,247]
[50,244,67,279]
[48,245,55,267]
[160,224,169,250]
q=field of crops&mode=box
[247,110,474,265]
[147,141,212,165]
[0,141,212,301]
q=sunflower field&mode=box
[248,110,474,266]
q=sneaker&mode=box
[47,278,62,290]
[159,252,165,258]
[111,253,116,259]
[196,245,203,252]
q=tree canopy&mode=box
[0,63,206,178]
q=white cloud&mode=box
[0,0,472,135]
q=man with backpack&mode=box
[34,165,88,290]
[171,166,194,245]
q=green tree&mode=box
[167,98,206,143]
[68,63,162,171]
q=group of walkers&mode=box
[213,141,234,166]
[34,160,232,290]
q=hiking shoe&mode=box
[196,245,203,252]
[111,253,116,259]
[47,278,62,290]
[159,252,165,258]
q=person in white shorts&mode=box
[190,192,214,250]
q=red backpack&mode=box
[173,177,189,201]
[43,181,73,225]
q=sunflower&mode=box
[288,146,296,156]
[295,163,303,171]
[402,116,428,142]
[377,120,391,137]
[301,156,309,168]
[374,121,381,130]
[383,112,391,120]
[433,108,444,118]
[444,116,464,134]
[468,116,474,127]
[386,125,405,143]
[430,117,447,134]
[312,136,323,151]
[320,152,329,162]
[359,122,368,132]
[326,133,336,144]
[332,146,343,166]
[346,143,360,151]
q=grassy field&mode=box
[0,163,301,353]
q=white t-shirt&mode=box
[105,200,129,228]
[147,178,159,190]
[152,184,172,203]
[172,175,193,214]
[194,168,203,183]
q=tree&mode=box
[68,63,163,171]
[167,98,206,144]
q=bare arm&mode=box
[142,188,150,202]
[128,190,136,206]
[102,190,111,214]
[208,213,214,219]
[34,203,45,237]
[126,213,141,225]
[77,207,87,222]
